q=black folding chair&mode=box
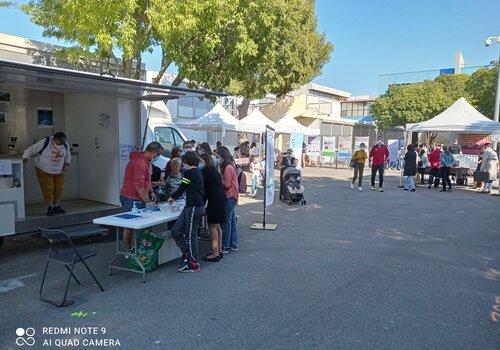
[39,227,104,307]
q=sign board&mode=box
[387,139,404,165]
[321,136,336,157]
[354,136,369,150]
[306,136,321,156]
[120,144,137,161]
[0,159,13,176]
[338,136,352,151]
[290,133,304,168]
[265,127,276,207]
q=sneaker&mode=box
[447,188,453,193]
[350,183,355,189]
[439,189,446,192]
[378,188,384,192]
[178,260,200,273]
[221,247,229,254]
[410,189,416,192]
[228,246,238,252]
[371,186,376,191]
[358,187,363,191]
[46,206,54,216]
[53,205,66,214]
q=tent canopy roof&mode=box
[177,103,261,133]
[406,97,500,134]
[240,108,283,133]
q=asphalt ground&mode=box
[0,168,499,350]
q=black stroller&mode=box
[280,165,306,205]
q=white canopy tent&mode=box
[275,113,320,136]
[240,108,280,133]
[406,97,500,134]
[176,103,262,133]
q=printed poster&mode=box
[265,126,275,207]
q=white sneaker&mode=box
[358,187,363,191]
[350,183,355,189]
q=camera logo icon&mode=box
[15,328,35,346]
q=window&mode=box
[154,127,186,158]
[154,127,174,156]
[172,129,185,148]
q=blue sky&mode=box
[0,0,499,95]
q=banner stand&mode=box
[251,126,277,231]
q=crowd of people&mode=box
[120,140,242,273]
[350,137,499,194]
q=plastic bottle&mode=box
[131,202,138,214]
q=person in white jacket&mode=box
[22,132,71,216]
[480,143,499,194]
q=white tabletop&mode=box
[93,202,184,229]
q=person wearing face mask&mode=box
[23,131,71,216]
[439,146,454,192]
[350,143,368,191]
[120,142,162,250]
[183,140,195,154]
[369,137,390,192]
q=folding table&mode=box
[93,201,184,282]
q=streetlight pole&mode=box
[485,35,500,150]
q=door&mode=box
[66,93,119,205]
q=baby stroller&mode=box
[280,166,306,205]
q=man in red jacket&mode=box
[369,137,390,192]
[120,141,163,249]
[427,144,442,189]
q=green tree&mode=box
[371,80,451,127]
[21,0,332,116]
[371,73,476,127]
[466,63,498,118]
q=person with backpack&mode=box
[22,132,71,216]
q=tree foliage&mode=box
[371,69,497,127]
[466,63,498,118]
[21,0,332,110]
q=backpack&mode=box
[36,136,68,156]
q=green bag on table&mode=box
[126,229,165,272]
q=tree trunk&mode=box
[237,97,251,119]
[171,72,184,87]
[122,58,133,78]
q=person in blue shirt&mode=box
[439,146,455,192]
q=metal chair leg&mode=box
[38,256,50,299]
[58,257,76,307]
[80,259,105,292]
[64,265,81,285]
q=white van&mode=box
[142,100,187,169]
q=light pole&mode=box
[485,35,500,149]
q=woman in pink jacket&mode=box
[218,146,239,252]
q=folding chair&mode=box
[39,227,104,307]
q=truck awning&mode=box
[0,59,227,100]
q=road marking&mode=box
[490,296,500,322]
[0,273,37,293]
